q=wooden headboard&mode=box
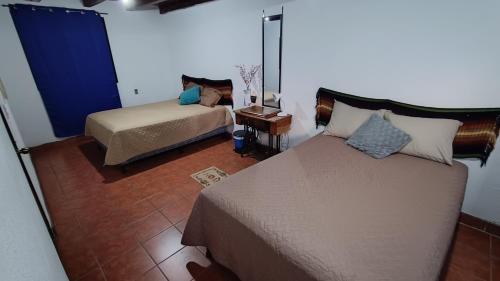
[182,75,233,108]
[315,87,500,165]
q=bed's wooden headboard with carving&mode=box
[182,75,234,108]
[315,87,500,165]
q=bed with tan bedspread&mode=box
[85,99,233,165]
[182,135,468,281]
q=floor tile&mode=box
[77,267,106,281]
[139,267,168,281]
[72,198,114,226]
[56,240,97,280]
[131,211,173,242]
[64,193,110,212]
[143,227,184,264]
[183,191,200,206]
[105,181,143,204]
[50,202,79,227]
[455,225,490,252]
[177,179,202,198]
[175,220,187,234]
[88,227,140,264]
[118,198,157,225]
[148,189,185,210]
[54,221,86,245]
[136,179,164,197]
[80,211,129,238]
[160,197,193,224]
[102,247,155,281]
[35,165,63,196]
[447,225,490,281]
[441,263,486,281]
[158,247,211,281]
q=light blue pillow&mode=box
[179,86,201,105]
[346,113,411,159]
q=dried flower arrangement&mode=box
[251,66,263,96]
[235,64,261,91]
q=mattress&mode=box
[85,99,233,165]
[182,135,468,281]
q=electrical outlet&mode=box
[134,89,139,95]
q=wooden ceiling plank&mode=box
[158,0,214,14]
[125,0,160,9]
[82,0,106,8]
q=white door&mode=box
[0,78,53,228]
[0,99,68,281]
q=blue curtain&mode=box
[9,4,122,137]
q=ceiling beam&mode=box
[124,0,160,10]
[82,0,106,8]
[158,0,214,14]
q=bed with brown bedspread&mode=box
[183,135,468,281]
[182,88,500,281]
[85,75,234,166]
[85,100,232,165]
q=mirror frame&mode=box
[261,11,283,108]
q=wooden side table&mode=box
[234,107,292,155]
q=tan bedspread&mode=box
[182,135,468,281]
[85,100,233,165]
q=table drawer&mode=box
[236,115,270,132]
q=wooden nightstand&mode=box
[234,106,292,155]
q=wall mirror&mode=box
[262,11,283,108]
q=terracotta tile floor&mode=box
[31,135,499,281]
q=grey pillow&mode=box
[346,113,411,159]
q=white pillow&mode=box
[385,112,462,165]
[324,100,386,138]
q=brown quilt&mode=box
[85,99,232,165]
[182,135,468,281]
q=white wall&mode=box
[0,0,176,146]
[0,109,68,281]
[161,0,500,224]
[160,0,287,107]
[0,78,52,227]
[282,0,500,141]
[280,0,500,224]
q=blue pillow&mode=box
[179,86,201,105]
[346,113,411,159]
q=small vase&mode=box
[250,95,257,104]
[243,89,251,106]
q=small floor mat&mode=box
[190,166,229,188]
